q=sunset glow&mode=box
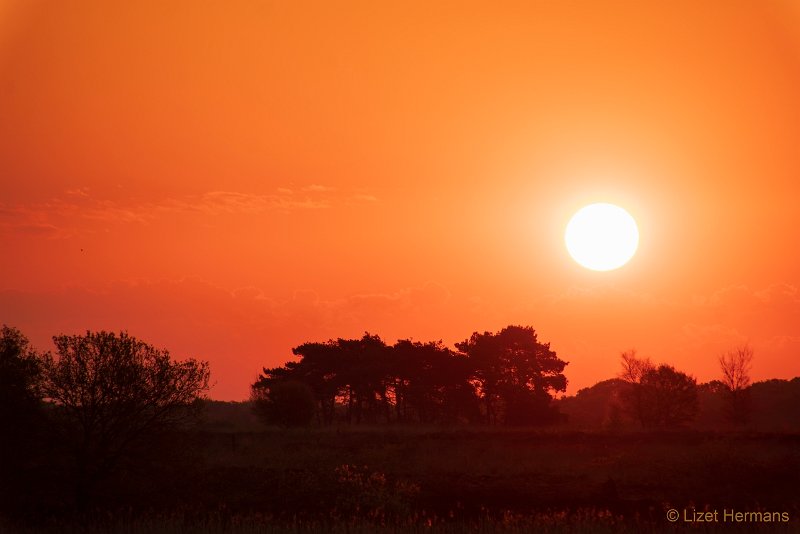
[2,1,800,400]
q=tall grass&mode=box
[5,428,799,533]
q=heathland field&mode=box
[13,426,798,533]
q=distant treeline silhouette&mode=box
[252,329,765,432]
[252,325,569,427]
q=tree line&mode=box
[557,345,757,430]
[611,345,755,428]
[251,325,569,427]
[252,329,757,431]
[0,321,759,517]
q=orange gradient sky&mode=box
[2,1,800,400]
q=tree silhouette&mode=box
[336,334,392,424]
[719,345,753,425]
[39,330,210,510]
[281,340,342,425]
[390,339,479,424]
[619,352,698,428]
[0,325,45,513]
[617,350,654,426]
[619,349,654,383]
[747,377,800,430]
[638,365,699,427]
[251,380,316,427]
[256,334,390,425]
[254,326,566,427]
[255,334,482,426]
[0,325,42,438]
[456,326,568,426]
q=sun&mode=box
[565,203,639,271]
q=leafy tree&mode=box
[639,365,699,427]
[390,339,479,424]
[556,378,627,429]
[39,330,210,510]
[261,333,394,425]
[251,380,316,427]
[335,334,392,424]
[0,325,42,435]
[256,334,481,426]
[718,345,753,425]
[257,327,563,427]
[0,325,45,514]
[456,325,568,426]
[619,352,698,428]
[272,341,342,425]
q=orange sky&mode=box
[2,0,799,400]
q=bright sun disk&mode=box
[565,203,639,271]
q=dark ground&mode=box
[5,425,798,533]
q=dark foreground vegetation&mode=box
[4,424,800,533]
[2,324,799,532]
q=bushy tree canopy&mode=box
[619,351,698,428]
[40,330,210,509]
[0,325,42,432]
[254,334,479,426]
[255,326,566,427]
[456,325,568,425]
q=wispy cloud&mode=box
[679,323,748,349]
[301,184,336,193]
[165,190,331,215]
[9,223,65,238]
[544,284,658,307]
[0,195,154,236]
[692,283,800,308]
[65,187,90,198]
[0,186,378,238]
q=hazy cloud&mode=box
[0,186,378,238]
[324,282,451,317]
[763,334,800,351]
[545,284,658,306]
[679,323,748,350]
[692,283,800,308]
[5,222,65,238]
[166,190,330,215]
[301,184,336,193]
[65,187,90,197]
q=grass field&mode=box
[6,427,799,533]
